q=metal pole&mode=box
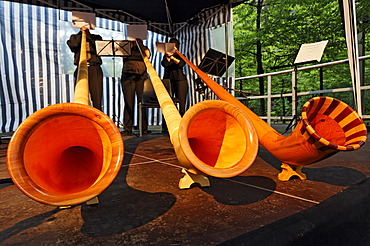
[267,75,272,126]
[292,68,298,120]
[224,4,229,89]
[343,0,362,116]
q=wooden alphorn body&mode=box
[137,42,259,188]
[6,30,124,206]
[176,50,367,180]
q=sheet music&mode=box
[95,40,131,56]
[294,40,328,64]
[72,11,96,29]
[155,42,176,54]
[127,25,147,40]
[114,41,131,56]
[95,41,112,56]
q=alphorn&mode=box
[137,41,259,188]
[176,50,367,180]
[6,30,124,206]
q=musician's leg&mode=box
[88,66,103,111]
[174,79,189,117]
[121,74,136,132]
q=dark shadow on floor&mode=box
[302,166,366,186]
[202,176,276,206]
[258,147,366,186]
[0,178,13,189]
[80,135,177,237]
[0,209,59,243]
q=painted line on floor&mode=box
[125,151,320,205]
[124,151,181,168]
[226,178,320,204]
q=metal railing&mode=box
[235,55,370,125]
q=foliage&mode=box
[233,0,370,116]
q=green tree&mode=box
[233,0,370,115]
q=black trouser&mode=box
[121,73,148,131]
[162,79,188,132]
[171,79,188,116]
[74,65,103,110]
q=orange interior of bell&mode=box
[309,113,346,146]
[186,109,246,168]
[23,115,104,194]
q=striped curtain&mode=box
[0,2,62,132]
[176,5,234,106]
[0,1,232,133]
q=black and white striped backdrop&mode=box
[0,1,233,133]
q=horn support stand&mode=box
[137,40,259,188]
[175,50,367,181]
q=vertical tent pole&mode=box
[343,0,362,117]
[224,4,229,89]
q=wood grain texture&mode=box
[74,30,90,105]
[176,51,367,166]
[141,49,258,178]
[7,30,123,206]
[179,100,258,178]
[7,103,124,206]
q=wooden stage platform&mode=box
[1,128,370,245]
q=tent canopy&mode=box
[79,0,227,23]
[1,0,238,132]
[7,0,245,34]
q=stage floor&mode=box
[1,128,370,245]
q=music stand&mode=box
[95,40,132,129]
[291,40,328,125]
[95,40,131,57]
[198,48,235,77]
[197,49,235,99]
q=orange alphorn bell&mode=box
[176,50,367,181]
[136,41,259,188]
[6,30,124,206]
